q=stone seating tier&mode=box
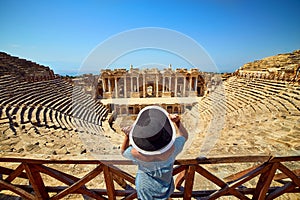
[0,74,108,135]
[189,76,300,127]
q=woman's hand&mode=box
[169,114,188,139]
[121,126,132,136]
[169,114,180,124]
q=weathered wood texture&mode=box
[0,155,299,199]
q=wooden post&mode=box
[184,165,196,200]
[253,163,279,200]
[104,165,116,200]
[24,163,49,200]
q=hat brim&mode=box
[129,106,176,155]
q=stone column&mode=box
[183,77,186,97]
[124,76,127,98]
[156,75,159,97]
[175,75,177,97]
[108,78,111,93]
[189,77,192,95]
[131,77,133,93]
[143,74,146,97]
[194,77,198,91]
[102,79,106,93]
[169,77,171,92]
[137,76,139,93]
[163,75,165,92]
[115,77,118,98]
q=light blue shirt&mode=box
[123,136,186,200]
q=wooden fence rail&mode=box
[0,155,299,199]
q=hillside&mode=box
[0,52,55,81]
[239,49,300,72]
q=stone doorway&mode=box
[146,82,155,97]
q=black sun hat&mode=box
[129,106,176,155]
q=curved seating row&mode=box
[0,75,108,135]
[186,76,300,128]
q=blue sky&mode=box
[1,0,300,75]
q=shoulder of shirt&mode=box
[176,136,186,142]
[122,146,133,157]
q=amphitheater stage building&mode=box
[101,96,202,115]
[98,66,206,115]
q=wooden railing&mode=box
[0,155,299,199]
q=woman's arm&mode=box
[169,114,188,140]
[120,126,132,154]
[121,135,130,154]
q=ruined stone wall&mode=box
[98,67,206,99]
[72,74,99,99]
[236,49,300,83]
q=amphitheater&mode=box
[0,50,300,199]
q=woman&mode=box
[121,106,188,200]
